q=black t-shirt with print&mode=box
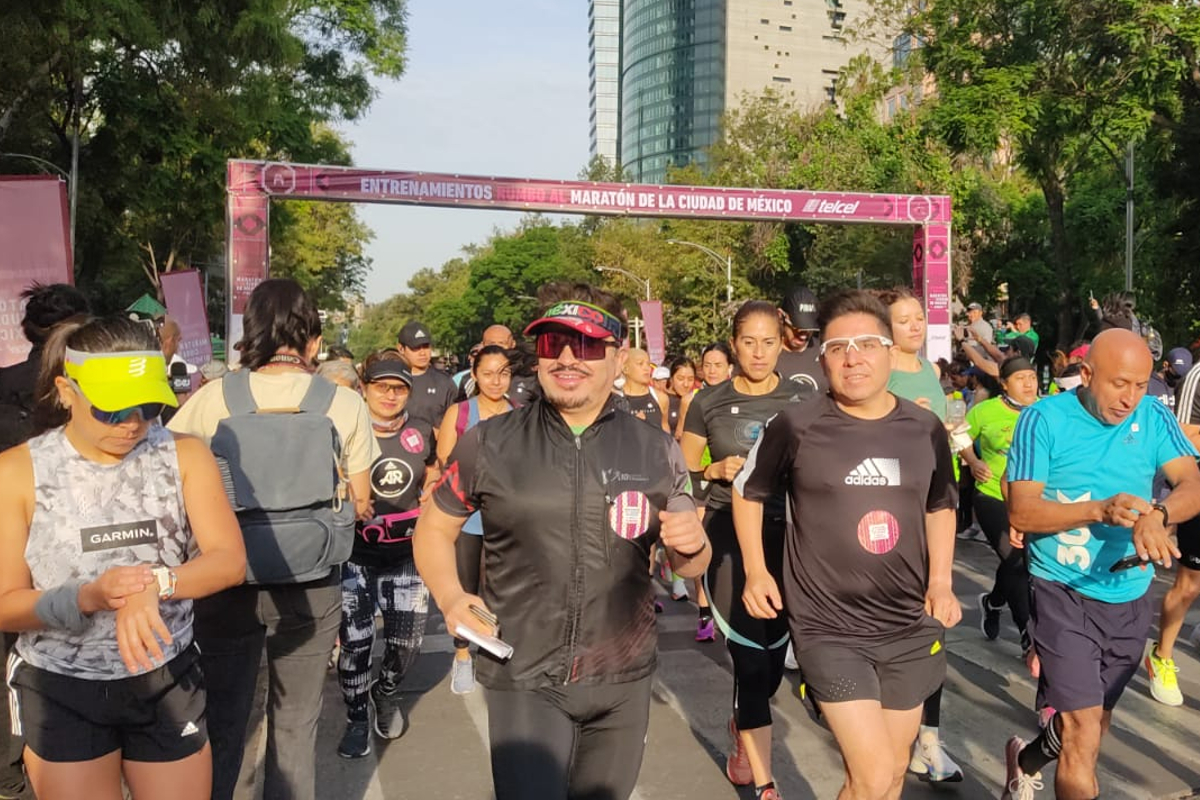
[353,418,435,567]
[736,394,957,643]
[405,368,459,434]
[775,346,828,402]
[683,376,804,513]
[622,389,664,430]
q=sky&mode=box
[341,1,591,303]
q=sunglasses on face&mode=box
[819,334,894,359]
[536,330,617,361]
[89,402,166,425]
[367,381,409,397]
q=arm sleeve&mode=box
[432,426,482,518]
[1149,400,1200,466]
[926,422,959,512]
[1006,407,1051,484]
[733,411,794,503]
[341,390,382,475]
[665,439,699,514]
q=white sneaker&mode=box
[670,576,689,601]
[784,641,800,671]
[1001,736,1043,800]
[909,736,963,782]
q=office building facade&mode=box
[588,0,623,167]
[589,0,870,184]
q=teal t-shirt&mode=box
[966,397,1021,501]
[888,359,947,422]
[1007,389,1198,602]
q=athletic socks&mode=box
[1018,712,1061,775]
[698,605,712,620]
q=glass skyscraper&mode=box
[588,0,623,167]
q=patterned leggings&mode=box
[338,558,430,722]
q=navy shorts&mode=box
[1029,576,1153,713]
[1177,515,1200,572]
[8,644,207,763]
[795,616,946,710]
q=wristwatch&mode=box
[151,566,178,600]
[1151,502,1170,527]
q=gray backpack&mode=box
[211,370,356,584]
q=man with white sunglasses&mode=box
[734,289,961,800]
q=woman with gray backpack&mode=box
[168,279,379,800]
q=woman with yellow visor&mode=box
[0,316,246,800]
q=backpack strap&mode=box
[298,374,339,415]
[221,369,259,415]
[455,400,471,437]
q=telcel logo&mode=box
[819,200,860,214]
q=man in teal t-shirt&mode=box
[998,329,1200,800]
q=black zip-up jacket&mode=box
[433,396,695,691]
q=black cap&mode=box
[781,286,819,330]
[397,321,432,349]
[363,360,413,386]
[1010,335,1036,359]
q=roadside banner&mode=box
[639,300,666,364]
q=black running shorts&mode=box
[8,644,207,763]
[1028,576,1153,713]
[1177,515,1200,572]
[795,615,945,710]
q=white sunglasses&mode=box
[820,334,894,358]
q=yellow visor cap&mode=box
[64,348,179,412]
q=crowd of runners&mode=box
[0,276,1197,800]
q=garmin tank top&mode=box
[18,424,193,680]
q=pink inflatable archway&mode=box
[226,159,951,361]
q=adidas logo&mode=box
[844,458,901,486]
[181,721,200,737]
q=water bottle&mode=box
[947,391,967,426]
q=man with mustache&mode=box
[1001,328,1200,800]
[414,282,710,800]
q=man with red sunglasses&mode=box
[415,282,709,800]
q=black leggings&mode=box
[704,507,789,731]
[487,677,653,800]
[453,534,484,649]
[973,492,1031,637]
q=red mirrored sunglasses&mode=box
[535,330,617,361]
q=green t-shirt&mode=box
[966,396,1021,500]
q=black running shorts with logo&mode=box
[794,615,945,710]
[1028,576,1154,713]
[8,643,207,763]
[1177,515,1200,572]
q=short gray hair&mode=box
[316,359,361,391]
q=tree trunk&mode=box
[1041,174,1075,350]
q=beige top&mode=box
[167,370,380,476]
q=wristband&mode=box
[1151,502,1170,527]
[674,540,708,559]
[34,580,91,634]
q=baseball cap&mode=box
[64,348,178,412]
[1167,347,1193,376]
[1010,335,1036,359]
[967,302,983,311]
[397,321,432,349]
[781,286,820,330]
[362,359,413,386]
[652,366,670,381]
[1069,344,1090,360]
[524,300,625,340]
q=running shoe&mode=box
[978,592,1001,640]
[1000,736,1044,800]
[369,681,408,739]
[1145,642,1184,706]
[758,787,783,800]
[784,641,800,671]
[653,599,664,614]
[909,737,963,783]
[450,654,476,695]
[957,524,986,542]
[725,716,753,786]
[1037,706,1056,730]
[671,576,690,601]
[337,719,371,758]
[696,616,716,642]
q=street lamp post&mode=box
[667,239,732,303]
[1,153,75,254]
[594,265,651,349]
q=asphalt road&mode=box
[232,538,1200,800]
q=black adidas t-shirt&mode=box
[353,418,436,567]
[736,394,957,643]
[775,346,828,402]
[683,376,804,513]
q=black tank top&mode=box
[667,393,682,432]
[623,389,663,430]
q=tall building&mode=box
[594,0,872,184]
[588,0,623,168]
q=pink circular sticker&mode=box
[609,491,652,540]
[400,428,425,454]
[857,509,900,555]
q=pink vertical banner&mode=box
[0,177,73,367]
[161,270,213,371]
[914,222,952,362]
[638,300,666,364]
[226,164,270,364]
